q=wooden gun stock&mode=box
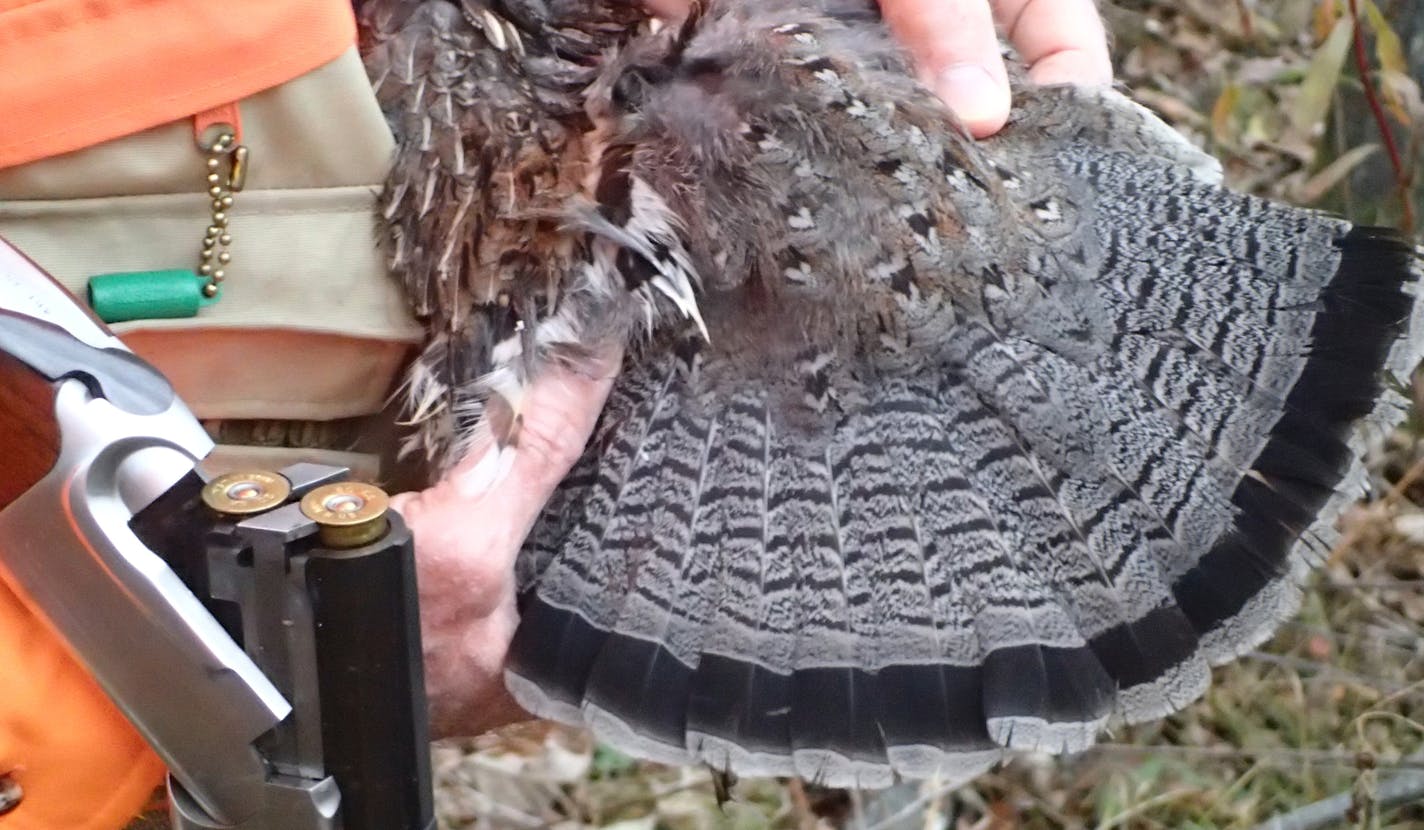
[0,351,61,511]
[0,242,107,511]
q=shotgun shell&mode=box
[300,482,390,549]
[202,471,291,516]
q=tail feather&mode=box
[517,458,597,591]
[946,331,1213,723]
[830,389,1000,779]
[580,369,720,763]
[869,391,1005,775]
[498,25,1420,788]
[508,219,1416,787]
[1171,228,1417,663]
[788,413,899,785]
[505,355,677,718]
[930,357,1118,751]
[685,393,799,776]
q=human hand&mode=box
[880,0,1111,136]
[390,353,619,738]
[644,0,1112,139]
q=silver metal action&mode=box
[0,239,289,825]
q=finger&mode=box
[642,0,690,18]
[992,0,1112,86]
[397,352,621,583]
[880,0,1012,137]
[445,351,620,503]
[506,352,621,491]
[424,593,528,738]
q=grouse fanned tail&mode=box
[363,0,1422,788]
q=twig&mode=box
[473,799,546,829]
[862,780,958,830]
[1367,677,1424,714]
[1345,0,1415,232]
[1245,650,1417,696]
[1384,455,1424,504]
[1233,0,1254,39]
[787,777,820,830]
[1099,786,1202,829]
[1352,710,1424,746]
[1328,454,1424,560]
[1278,619,1423,654]
[537,775,710,830]
[1088,743,1424,771]
[1249,752,1424,830]
[1319,578,1424,592]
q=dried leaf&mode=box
[1393,512,1424,545]
[1291,14,1354,140]
[1381,68,1423,127]
[1243,110,1277,148]
[1212,82,1244,146]
[1363,1,1408,76]
[1359,2,1417,127]
[1134,89,1208,128]
[1277,0,1321,36]
[1290,142,1380,203]
[1312,0,1342,43]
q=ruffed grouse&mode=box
[361,0,1423,787]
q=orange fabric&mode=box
[0,576,168,829]
[0,0,357,168]
[1,2,359,827]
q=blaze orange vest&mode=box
[0,2,355,826]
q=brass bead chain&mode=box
[198,129,248,298]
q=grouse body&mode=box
[363,0,1423,787]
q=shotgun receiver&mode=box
[0,237,434,830]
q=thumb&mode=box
[879,0,1011,138]
[935,62,1011,138]
[642,0,690,18]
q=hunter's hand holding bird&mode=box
[385,0,1114,741]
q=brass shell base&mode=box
[202,471,292,516]
[300,482,390,549]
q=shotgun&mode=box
[0,236,435,830]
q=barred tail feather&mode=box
[507,205,1418,788]
[500,24,1420,789]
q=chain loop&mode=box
[198,128,246,298]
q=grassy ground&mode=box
[433,2,1424,827]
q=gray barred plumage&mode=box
[361,0,1423,788]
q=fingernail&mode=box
[936,64,1008,134]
